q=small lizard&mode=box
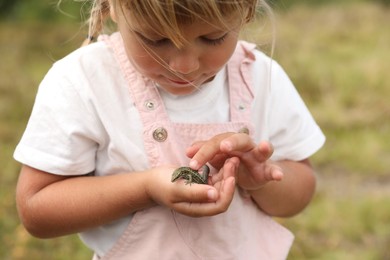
[171,165,210,185]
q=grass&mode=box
[268,3,390,259]
[0,21,93,259]
[271,3,390,178]
[1,2,390,259]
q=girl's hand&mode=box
[145,157,238,217]
[186,133,283,191]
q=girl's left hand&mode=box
[186,133,284,191]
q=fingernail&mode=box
[189,160,199,169]
[207,189,217,200]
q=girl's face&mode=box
[114,10,241,95]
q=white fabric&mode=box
[159,66,230,123]
[14,39,325,255]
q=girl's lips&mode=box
[167,78,195,85]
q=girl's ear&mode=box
[108,0,117,23]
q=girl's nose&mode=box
[168,48,199,75]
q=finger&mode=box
[241,141,274,164]
[185,141,205,158]
[258,141,274,159]
[223,157,240,179]
[171,182,219,203]
[219,133,256,154]
[248,163,284,186]
[189,133,235,170]
[271,168,284,181]
[188,144,228,171]
[268,164,284,181]
[174,177,236,217]
[211,156,239,184]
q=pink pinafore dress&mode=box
[97,33,293,259]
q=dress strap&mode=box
[227,41,256,123]
[99,33,170,123]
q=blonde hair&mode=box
[72,0,273,47]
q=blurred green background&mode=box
[1,0,389,259]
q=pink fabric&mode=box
[97,33,293,260]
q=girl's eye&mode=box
[135,31,228,47]
[201,33,228,46]
[145,38,171,47]
[136,33,171,47]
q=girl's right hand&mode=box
[145,157,238,217]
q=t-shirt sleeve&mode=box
[14,64,101,175]
[256,58,325,161]
[269,61,325,161]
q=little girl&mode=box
[14,0,325,259]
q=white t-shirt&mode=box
[14,39,325,255]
